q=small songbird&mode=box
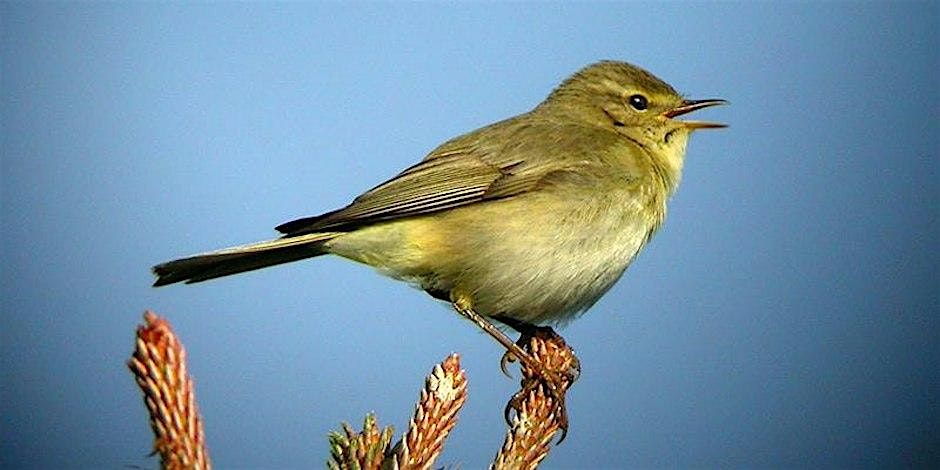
[153,61,725,426]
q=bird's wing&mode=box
[275,119,615,236]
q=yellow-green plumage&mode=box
[153,60,725,326]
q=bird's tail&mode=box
[152,232,341,286]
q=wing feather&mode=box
[276,119,621,236]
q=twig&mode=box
[395,353,468,469]
[128,311,210,470]
[329,354,468,470]
[327,414,396,470]
[127,309,580,469]
[492,331,579,470]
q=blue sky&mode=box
[2,2,937,468]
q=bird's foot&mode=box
[450,299,580,443]
[501,326,581,443]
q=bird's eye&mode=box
[628,94,649,111]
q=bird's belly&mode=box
[326,189,662,325]
[376,192,661,325]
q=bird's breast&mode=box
[413,183,666,324]
[326,177,668,325]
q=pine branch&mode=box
[492,330,579,470]
[395,353,468,469]
[128,311,211,470]
[327,414,396,470]
[127,310,580,469]
[329,354,468,470]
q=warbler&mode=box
[153,60,725,382]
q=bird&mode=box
[153,60,726,432]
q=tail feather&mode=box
[152,232,340,286]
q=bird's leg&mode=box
[492,316,581,443]
[451,296,579,442]
[489,315,551,374]
[515,326,580,444]
[450,297,538,374]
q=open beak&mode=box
[662,99,728,129]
